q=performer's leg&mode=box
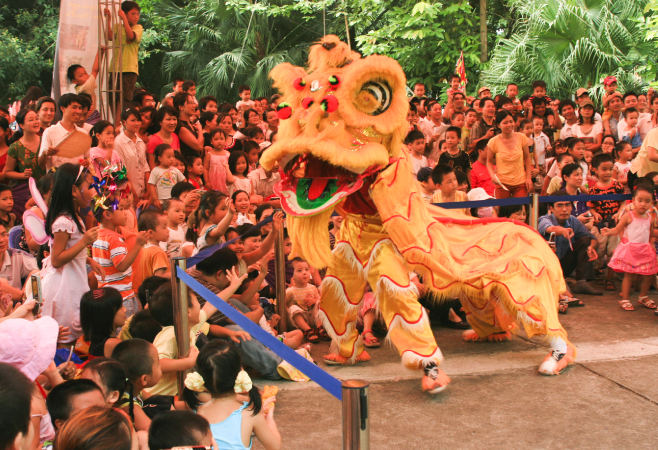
[366,239,449,393]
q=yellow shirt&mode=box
[630,127,658,177]
[488,133,529,186]
[145,310,208,397]
[111,24,143,74]
[431,190,469,215]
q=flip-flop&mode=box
[604,280,617,291]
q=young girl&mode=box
[244,141,261,173]
[614,141,633,192]
[183,340,281,450]
[80,287,127,358]
[173,150,187,176]
[148,144,186,208]
[227,151,252,196]
[232,190,255,226]
[187,154,206,190]
[41,163,104,345]
[89,120,122,172]
[0,184,15,229]
[602,185,658,311]
[188,191,235,248]
[79,357,128,406]
[147,106,180,169]
[204,129,233,193]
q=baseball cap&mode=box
[467,187,493,202]
[0,316,58,382]
[580,99,595,109]
[478,86,491,96]
[603,76,617,86]
[576,88,589,98]
[417,167,433,183]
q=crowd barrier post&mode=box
[530,193,539,230]
[342,380,370,450]
[170,257,190,396]
[274,224,288,333]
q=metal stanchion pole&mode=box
[274,225,287,333]
[531,193,539,230]
[170,257,189,395]
[342,380,370,450]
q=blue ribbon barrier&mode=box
[176,267,344,401]
[435,193,633,210]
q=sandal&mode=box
[304,328,319,343]
[619,299,635,311]
[566,297,585,307]
[316,327,332,341]
[558,301,568,314]
[604,280,617,291]
[362,330,381,348]
[638,296,657,309]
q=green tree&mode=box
[481,0,657,101]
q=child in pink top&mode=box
[204,129,233,194]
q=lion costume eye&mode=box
[355,80,391,116]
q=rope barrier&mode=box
[176,267,344,400]
[435,193,633,210]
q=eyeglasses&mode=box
[163,446,213,450]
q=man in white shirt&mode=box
[418,102,449,154]
[38,93,90,172]
[559,100,579,140]
[619,92,652,140]
[248,162,281,207]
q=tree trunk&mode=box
[480,0,487,62]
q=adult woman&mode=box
[241,108,260,132]
[601,135,616,154]
[35,97,57,134]
[0,118,10,177]
[572,100,603,153]
[263,108,279,140]
[220,104,240,130]
[486,110,533,199]
[3,110,47,216]
[173,92,204,159]
[217,113,242,152]
[147,106,180,169]
[650,95,658,129]
[138,106,157,145]
[115,108,150,209]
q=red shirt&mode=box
[470,161,495,196]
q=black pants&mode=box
[559,235,594,281]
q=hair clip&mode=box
[92,289,105,299]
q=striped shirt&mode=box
[92,228,135,301]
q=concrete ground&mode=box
[252,287,658,449]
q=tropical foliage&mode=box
[481,0,658,101]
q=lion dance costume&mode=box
[261,36,576,393]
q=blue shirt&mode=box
[538,213,594,260]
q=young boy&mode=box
[106,1,143,106]
[236,85,256,113]
[416,167,436,203]
[462,108,478,152]
[446,74,464,97]
[405,129,428,176]
[506,83,522,112]
[132,209,171,294]
[160,198,195,258]
[112,338,163,431]
[451,112,466,151]
[0,186,15,230]
[286,257,327,343]
[412,82,425,99]
[532,115,551,168]
[469,139,495,196]
[620,107,643,150]
[431,164,470,215]
[546,153,575,194]
[92,198,148,317]
[67,51,101,124]
[182,80,196,98]
[602,76,618,109]
[438,126,471,179]
[146,270,247,396]
[171,181,201,218]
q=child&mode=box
[506,83,522,112]
[147,271,247,396]
[112,338,164,431]
[416,167,436,203]
[46,379,106,430]
[588,153,624,291]
[532,116,551,168]
[602,76,618,109]
[446,73,464,97]
[148,144,186,208]
[204,129,232,193]
[182,80,197,98]
[80,287,127,358]
[148,411,216,450]
[132,209,171,294]
[232,190,255,226]
[0,185,15,229]
[172,181,201,218]
[173,150,187,176]
[188,192,235,248]
[431,164,470,215]
[405,129,428,177]
[186,154,205,190]
[92,197,148,316]
[620,107,643,150]
[614,141,633,192]
[286,257,327,343]
[438,126,471,179]
[546,153,575,195]
[243,140,261,173]
[462,108,478,152]
[67,51,100,124]
[41,164,103,344]
[602,185,658,311]
[227,150,252,196]
[469,139,495,196]
[182,340,281,449]
[545,137,587,191]
[236,85,256,117]
[161,198,195,258]
[455,170,469,193]
[78,358,128,406]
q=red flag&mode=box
[455,51,467,88]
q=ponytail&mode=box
[247,384,262,416]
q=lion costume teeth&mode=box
[261,36,573,380]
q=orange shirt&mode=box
[488,133,529,186]
[132,244,169,295]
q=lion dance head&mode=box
[261,35,409,268]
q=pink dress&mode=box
[207,153,229,193]
[608,212,658,275]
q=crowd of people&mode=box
[2,4,658,447]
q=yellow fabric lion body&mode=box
[261,36,571,370]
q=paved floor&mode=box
[253,288,658,449]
